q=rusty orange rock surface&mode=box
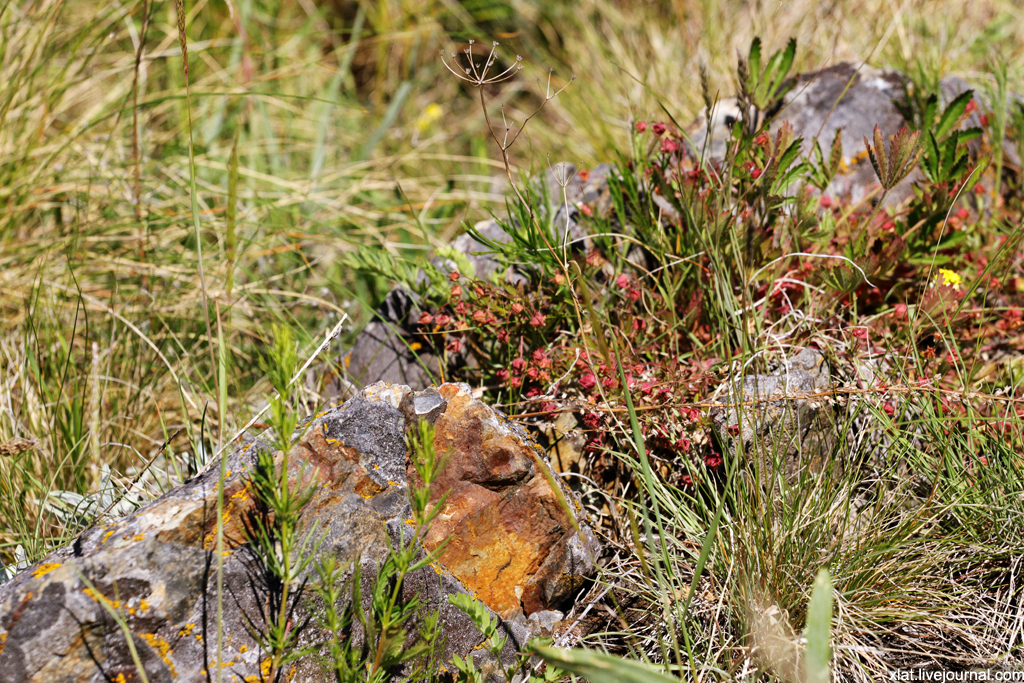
[422,384,596,617]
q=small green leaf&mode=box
[829,128,843,177]
[803,568,833,683]
[958,126,982,144]
[937,230,969,250]
[749,38,762,87]
[776,139,804,173]
[923,93,938,131]
[936,89,973,140]
[777,38,797,85]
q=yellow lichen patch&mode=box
[212,655,238,670]
[203,511,233,549]
[131,535,145,542]
[178,623,196,637]
[0,632,8,656]
[140,633,177,677]
[31,562,61,578]
[838,148,870,173]
[114,674,127,683]
[238,644,248,653]
[102,529,116,544]
[84,587,121,611]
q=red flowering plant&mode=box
[340,37,1024,574]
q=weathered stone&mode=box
[318,288,440,400]
[710,347,838,485]
[422,384,599,618]
[689,63,1019,206]
[527,610,563,637]
[0,382,598,682]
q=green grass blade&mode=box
[803,568,833,683]
[527,643,680,683]
[225,130,239,300]
[358,80,412,161]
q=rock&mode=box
[779,64,912,204]
[422,385,599,618]
[538,411,588,474]
[0,382,598,683]
[527,610,563,637]
[318,288,440,400]
[710,347,838,486]
[689,63,1019,206]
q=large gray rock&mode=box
[690,63,1018,205]
[710,348,838,486]
[0,382,598,682]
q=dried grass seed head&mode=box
[441,40,523,87]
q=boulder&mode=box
[0,382,598,683]
[710,348,839,487]
[689,63,1020,206]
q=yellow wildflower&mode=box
[936,269,962,291]
[414,103,443,134]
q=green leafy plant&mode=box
[312,419,449,682]
[807,129,843,192]
[243,324,323,682]
[866,124,921,192]
[448,592,564,683]
[739,37,797,115]
[896,88,981,187]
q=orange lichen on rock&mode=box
[424,384,595,617]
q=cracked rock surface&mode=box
[0,382,598,683]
